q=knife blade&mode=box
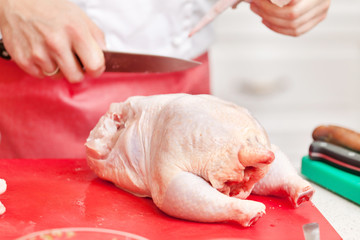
[0,39,201,73]
[103,51,201,73]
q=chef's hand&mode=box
[250,0,331,36]
[0,178,6,215]
[0,0,106,83]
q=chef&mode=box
[0,0,330,159]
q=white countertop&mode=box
[310,181,360,240]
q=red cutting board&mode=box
[0,159,341,240]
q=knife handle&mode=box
[312,125,360,152]
[309,141,360,175]
[0,39,84,69]
[0,39,11,60]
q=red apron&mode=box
[0,53,210,159]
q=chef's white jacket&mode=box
[70,0,216,59]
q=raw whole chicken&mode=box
[85,94,314,227]
[0,179,6,215]
[189,0,292,36]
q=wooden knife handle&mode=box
[312,125,360,152]
[0,39,11,60]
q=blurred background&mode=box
[210,0,360,239]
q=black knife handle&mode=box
[309,141,360,175]
[0,38,85,71]
[0,39,11,60]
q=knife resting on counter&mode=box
[309,141,360,175]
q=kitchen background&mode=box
[210,0,360,239]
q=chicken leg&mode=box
[252,145,314,207]
[160,172,265,227]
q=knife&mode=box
[189,0,290,37]
[0,39,201,73]
[309,141,360,175]
[189,0,244,37]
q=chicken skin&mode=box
[85,94,313,227]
